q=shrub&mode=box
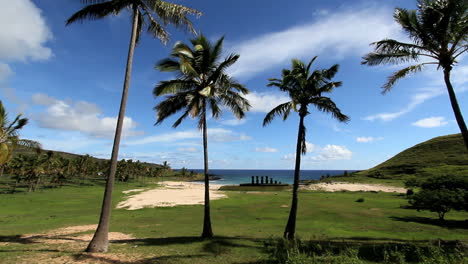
[355,198,365,203]
[408,175,468,220]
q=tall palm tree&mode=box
[67,0,201,252]
[0,100,41,178]
[154,35,250,238]
[362,0,468,150]
[264,57,349,239]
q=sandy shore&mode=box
[117,181,226,210]
[301,182,406,193]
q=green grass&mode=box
[0,183,467,263]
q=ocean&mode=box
[188,169,354,185]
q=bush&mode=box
[265,238,467,264]
[355,198,365,203]
[408,175,468,220]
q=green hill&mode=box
[359,133,468,178]
[330,134,468,184]
[12,146,163,169]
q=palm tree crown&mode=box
[154,35,251,127]
[67,0,202,44]
[362,0,467,91]
[0,100,41,166]
[264,57,349,152]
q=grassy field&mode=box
[0,181,467,263]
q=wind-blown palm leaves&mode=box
[67,0,201,253]
[362,0,468,150]
[154,35,250,238]
[0,100,41,177]
[264,57,349,239]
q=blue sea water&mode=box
[189,169,354,185]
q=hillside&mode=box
[332,134,468,183]
[13,146,163,169]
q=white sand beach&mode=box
[116,181,226,210]
[302,182,406,193]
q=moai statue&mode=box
[274,180,278,184]
[256,176,259,185]
[265,176,269,184]
[251,176,254,185]
[270,178,273,184]
[261,176,264,184]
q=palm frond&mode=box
[144,12,170,44]
[312,97,349,123]
[66,0,130,25]
[156,58,180,72]
[263,102,292,126]
[382,63,429,93]
[144,0,201,34]
[15,139,42,150]
[154,93,190,125]
[154,79,196,96]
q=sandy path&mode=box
[117,181,226,210]
[301,182,406,193]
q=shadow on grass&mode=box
[0,235,38,244]
[72,253,210,264]
[390,216,468,229]
[113,236,262,249]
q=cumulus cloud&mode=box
[282,143,351,161]
[126,128,251,145]
[412,116,448,128]
[356,136,384,143]
[219,118,247,126]
[245,92,290,113]
[310,145,353,161]
[32,93,142,138]
[228,6,402,79]
[255,147,278,153]
[0,0,52,62]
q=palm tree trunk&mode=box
[0,165,4,178]
[444,68,468,151]
[201,107,213,238]
[86,5,139,253]
[283,114,305,239]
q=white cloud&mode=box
[126,128,251,145]
[310,145,353,161]
[364,87,443,121]
[32,93,142,138]
[228,6,402,79]
[412,116,448,128]
[255,147,278,153]
[356,136,384,143]
[0,63,12,81]
[177,147,199,153]
[219,118,247,126]
[245,92,290,113]
[305,142,315,152]
[0,0,52,62]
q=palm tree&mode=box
[67,0,201,252]
[362,0,468,150]
[0,100,41,178]
[154,35,250,238]
[264,57,349,239]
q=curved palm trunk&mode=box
[444,68,468,151]
[86,6,139,253]
[283,114,305,239]
[201,109,214,238]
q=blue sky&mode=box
[0,0,467,170]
